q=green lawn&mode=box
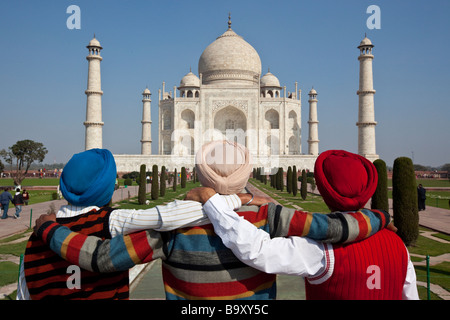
[248,178,330,213]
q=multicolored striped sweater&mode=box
[24,207,130,300]
[37,203,390,300]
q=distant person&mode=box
[417,184,426,211]
[13,188,24,219]
[0,188,13,219]
[22,189,29,205]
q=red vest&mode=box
[305,229,408,300]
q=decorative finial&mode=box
[228,12,232,29]
[365,32,367,38]
[93,33,96,39]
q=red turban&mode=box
[314,150,378,211]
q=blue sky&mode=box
[0,0,449,168]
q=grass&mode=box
[114,180,201,209]
[248,178,330,213]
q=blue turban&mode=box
[60,149,117,207]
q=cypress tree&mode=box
[371,159,389,212]
[193,167,196,183]
[392,157,419,246]
[138,164,147,205]
[279,167,284,192]
[151,165,159,200]
[292,165,298,196]
[301,169,307,200]
[173,168,177,191]
[181,167,187,188]
[287,166,292,194]
[160,165,166,197]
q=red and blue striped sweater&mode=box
[36,203,390,300]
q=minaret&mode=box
[84,35,104,150]
[308,87,319,155]
[357,35,378,160]
[141,88,152,155]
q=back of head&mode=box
[314,150,378,211]
[195,140,252,194]
[60,148,117,207]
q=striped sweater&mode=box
[37,204,390,300]
[24,207,130,300]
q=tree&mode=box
[138,164,147,205]
[173,168,177,191]
[292,165,298,196]
[371,159,389,212]
[286,166,292,194]
[160,166,166,197]
[181,167,187,188]
[0,139,48,186]
[151,165,159,200]
[301,169,307,200]
[392,157,419,246]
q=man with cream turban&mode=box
[33,143,394,300]
[196,149,419,300]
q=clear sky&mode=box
[0,0,449,168]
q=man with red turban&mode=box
[197,150,419,299]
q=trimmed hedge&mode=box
[392,157,419,246]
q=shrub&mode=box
[160,166,166,197]
[301,169,307,200]
[392,157,419,246]
[173,168,177,191]
[292,165,298,196]
[181,167,186,188]
[138,164,147,205]
[286,167,292,194]
[151,165,159,200]
[371,159,389,212]
[124,178,132,186]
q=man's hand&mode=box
[387,221,398,233]
[185,187,216,204]
[237,194,272,206]
[33,213,56,235]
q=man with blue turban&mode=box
[17,148,242,300]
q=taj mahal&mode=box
[82,16,378,173]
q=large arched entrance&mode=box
[214,106,247,146]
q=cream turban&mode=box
[195,140,252,194]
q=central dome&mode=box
[198,26,262,85]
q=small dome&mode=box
[180,71,200,87]
[87,36,102,48]
[143,88,151,94]
[358,36,373,48]
[309,87,317,95]
[260,71,281,88]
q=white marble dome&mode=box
[260,71,281,88]
[358,36,373,47]
[180,71,200,87]
[87,37,102,48]
[198,27,262,85]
